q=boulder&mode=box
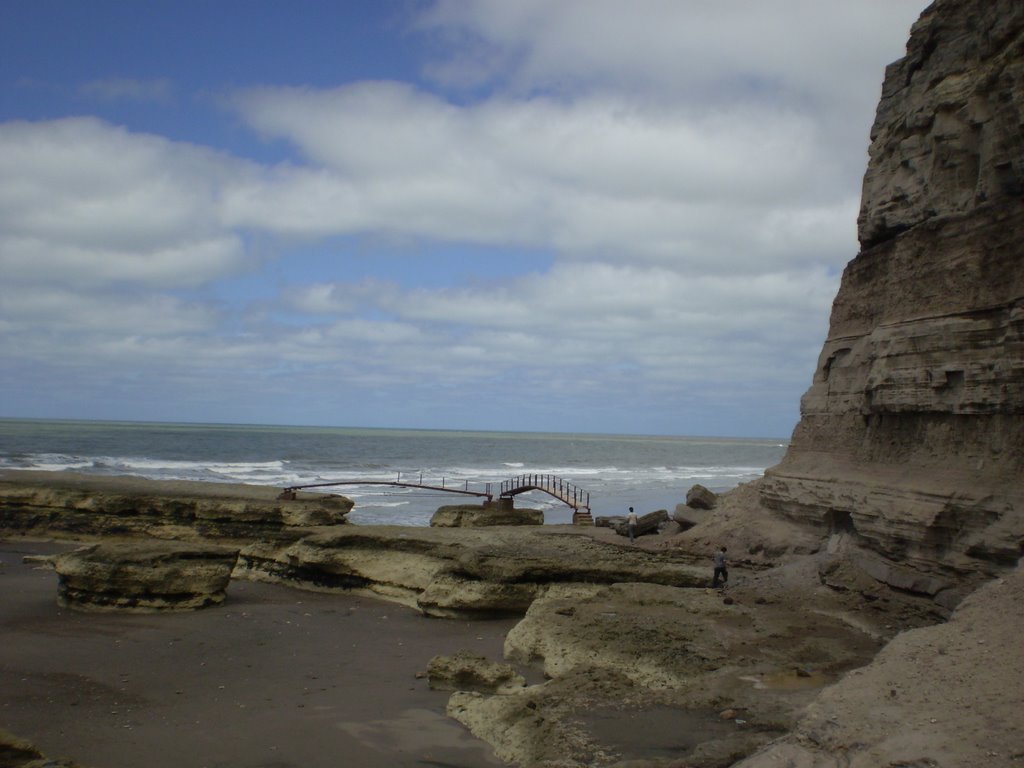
[597,509,668,538]
[673,503,711,530]
[417,573,539,618]
[430,503,543,527]
[55,541,239,612]
[685,484,718,510]
[426,650,526,694]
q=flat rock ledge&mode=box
[430,503,544,527]
[0,470,352,543]
[236,525,708,618]
[446,576,885,767]
[55,541,240,612]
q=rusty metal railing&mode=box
[498,474,590,512]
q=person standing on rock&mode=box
[627,507,638,543]
[712,546,728,588]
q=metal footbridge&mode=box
[497,474,592,523]
[279,472,593,524]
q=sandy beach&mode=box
[0,540,516,768]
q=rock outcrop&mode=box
[55,541,239,612]
[427,650,526,695]
[236,526,707,618]
[0,727,80,768]
[595,509,668,538]
[0,470,352,543]
[758,0,1024,599]
[430,503,543,527]
[736,564,1024,768]
[686,484,719,510]
[447,572,885,768]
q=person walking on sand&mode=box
[627,507,638,544]
[712,546,728,588]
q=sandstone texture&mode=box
[673,502,711,530]
[236,525,707,618]
[0,727,80,768]
[55,541,239,612]
[757,0,1024,599]
[736,564,1024,768]
[427,650,526,695]
[447,564,890,768]
[686,483,719,510]
[430,503,543,527]
[0,470,352,543]
[595,509,668,538]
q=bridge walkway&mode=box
[498,474,593,525]
[280,473,594,525]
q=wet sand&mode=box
[0,540,515,768]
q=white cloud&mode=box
[1,235,245,288]
[79,77,174,105]
[0,1,932,434]
[0,118,251,287]
[0,285,218,338]
[226,85,859,269]
[417,1,921,105]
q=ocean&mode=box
[0,419,788,526]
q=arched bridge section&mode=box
[499,474,593,524]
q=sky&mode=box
[0,0,930,438]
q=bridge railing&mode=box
[499,473,590,511]
[280,477,492,502]
[281,473,591,513]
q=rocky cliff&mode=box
[759,0,1024,601]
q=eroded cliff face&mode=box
[761,0,1024,598]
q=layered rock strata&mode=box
[759,0,1024,597]
[736,564,1024,768]
[0,470,352,543]
[55,541,239,612]
[430,503,544,527]
[236,526,707,618]
[447,575,884,767]
[427,650,527,695]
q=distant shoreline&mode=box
[0,415,791,443]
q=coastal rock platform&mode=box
[430,502,544,527]
[0,469,353,543]
[1,471,1019,766]
[55,541,239,612]
[236,524,709,618]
